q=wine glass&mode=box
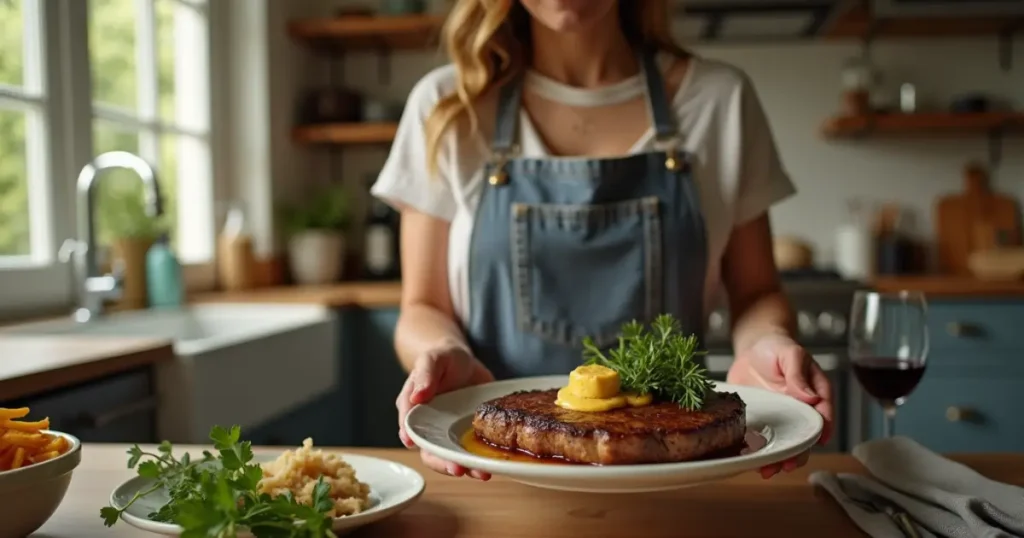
[848,290,929,438]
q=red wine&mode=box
[852,357,926,403]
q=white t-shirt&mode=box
[371,55,795,324]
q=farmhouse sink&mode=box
[4,303,338,444]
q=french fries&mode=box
[0,407,69,472]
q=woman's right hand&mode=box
[396,340,495,480]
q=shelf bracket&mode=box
[327,51,345,89]
[375,40,392,86]
[998,23,1019,72]
[987,127,1003,170]
[860,19,882,59]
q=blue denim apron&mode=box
[465,49,708,380]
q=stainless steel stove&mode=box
[702,275,868,453]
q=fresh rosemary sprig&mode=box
[582,313,714,410]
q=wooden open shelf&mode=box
[288,15,444,51]
[821,112,1024,139]
[823,4,1021,40]
[292,122,398,145]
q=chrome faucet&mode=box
[59,151,164,322]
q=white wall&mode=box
[275,7,1024,270]
[702,39,1024,269]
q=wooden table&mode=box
[33,445,1024,537]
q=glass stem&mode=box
[882,404,897,438]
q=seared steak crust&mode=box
[472,389,746,465]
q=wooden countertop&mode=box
[871,276,1024,298]
[33,445,1024,537]
[0,337,174,401]
[190,281,402,308]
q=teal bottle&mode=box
[146,233,184,308]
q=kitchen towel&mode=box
[810,436,1024,538]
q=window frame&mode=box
[0,0,226,317]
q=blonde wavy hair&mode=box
[424,0,688,175]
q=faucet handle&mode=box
[58,238,85,263]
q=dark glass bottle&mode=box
[363,189,401,281]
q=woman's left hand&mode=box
[726,333,834,479]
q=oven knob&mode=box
[818,311,847,337]
[797,311,817,337]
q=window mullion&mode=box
[135,0,160,171]
[21,0,45,96]
[136,0,159,123]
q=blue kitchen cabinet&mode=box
[251,306,406,449]
[247,311,353,448]
[864,299,1024,452]
[339,307,408,448]
[1,367,158,444]
[245,391,347,447]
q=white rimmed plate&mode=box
[109,452,424,536]
[405,375,823,493]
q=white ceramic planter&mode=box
[287,230,345,285]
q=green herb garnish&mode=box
[582,313,714,410]
[101,425,337,538]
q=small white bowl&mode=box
[0,430,82,538]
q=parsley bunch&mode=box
[101,425,337,538]
[582,313,714,410]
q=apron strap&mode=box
[638,47,680,145]
[489,47,680,156]
[492,72,524,156]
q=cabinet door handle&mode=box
[946,322,980,337]
[945,406,977,422]
[71,396,158,430]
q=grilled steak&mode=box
[472,389,746,465]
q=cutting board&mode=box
[935,164,1022,275]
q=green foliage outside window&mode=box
[0,0,185,255]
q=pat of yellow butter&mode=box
[555,387,628,412]
[566,364,621,399]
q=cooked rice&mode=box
[257,438,371,517]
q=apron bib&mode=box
[465,48,709,380]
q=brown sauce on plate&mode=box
[459,428,767,465]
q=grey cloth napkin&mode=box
[810,436,1024,538]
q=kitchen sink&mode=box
[4,303,339,444]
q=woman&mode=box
[372,0,833,480]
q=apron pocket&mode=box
[510,196,663,348]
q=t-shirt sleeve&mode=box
[731,73,796,226]
[370,71,458,222]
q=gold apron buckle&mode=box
[488,146,518,187]
[488,169,508,186]
[665,148,683,172]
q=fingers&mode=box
[760,450,811,479]
[760,462,782,479]
[395,376,417,449]
[410,353,447,404]
[810,366,834,445]
[420,451,491,481]
[781,348,821,404]
[469,361,496,386]
[783,450,810,472]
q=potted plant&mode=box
[100,187,167,310]
[278,183,351,286]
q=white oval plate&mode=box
[406,376,823,493]
[110,453,424,536]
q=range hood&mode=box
[671,0,1022,42]
[871,0,1024,18]
[673,0,842,42]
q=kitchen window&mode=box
[0,0,219,314]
